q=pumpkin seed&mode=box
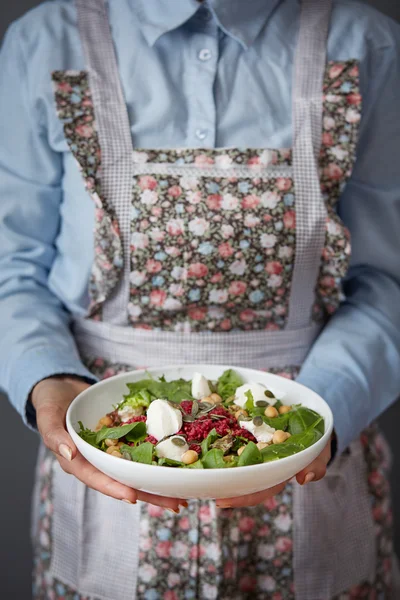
[122,451,132,461]
[172,437,186,447]
[191,400,199,417]
[239,416,252,422]
[264,390,275,398]
[253,416,264,427]
[210,414,226,420]
[255,400,268,408]
[182,414,196,423]
[198,402,214,413]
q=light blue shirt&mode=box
[1,0,400,453]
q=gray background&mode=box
[1,1,400,598]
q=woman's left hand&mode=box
[216,439,332,509]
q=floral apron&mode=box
[32,0,397,599]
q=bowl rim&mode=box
[66,364,334,476]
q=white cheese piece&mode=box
[117,405,143,422]
[239,419,276,443]
[155,437,189,462]
[146,399,182,441]
[234,382,278,408]
[191,372,212,400]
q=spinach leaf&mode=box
[263,413,291,431]
[288,407,324,436]
[78,422,99,448]
[120,442,153,465]
[185,460,204,469]
[287,417,324,448]
[261,442,303,462]
[126,377,193,403]
[217,369,244,400]
[201,428,218,456]
[96,421,146,444]
[237,442,263,467]
[202,448,227,469]
[125,422,147,443]
[157,457,184,468]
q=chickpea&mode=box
[182,450,199,465]
[223,455,235,463]
[210,393,223,404]
[256,441,270,451]
[104,438,118,447]
[96,415,113,430]
[265,406,279,418]
[201,395,213,404]
[235,409,248,420]
[110,450,122,458]
[278,405,292,415]
[106,446,122,456]
[237,446,246,456]
[272,430,291,444]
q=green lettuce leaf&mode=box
[201,428,218,457]
[202,448,227,469]
[125,377,193,403]
[96,421,147,444]
[78,422,99,448]
[217,369,244,400]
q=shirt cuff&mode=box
[296,367,360,455]
[9,345,98,430]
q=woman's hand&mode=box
[216,438,332,509]
[32,376,186,512]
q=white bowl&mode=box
[67,365,333,499]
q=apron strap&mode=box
[75,0,134,325]
[75,0,332,331]
[288,0,333,329]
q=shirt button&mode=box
[198,48,212,62]
[196,129,208,140]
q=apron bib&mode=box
[32,0,396,598]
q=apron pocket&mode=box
[50,459,141,600]
[293,438,376,600]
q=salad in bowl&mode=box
[76,369,325,471]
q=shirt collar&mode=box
[132,0,284,49]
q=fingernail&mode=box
[59,444,72,461]
[167,508,180,514]
[304,472,315,485]
[122,498,136,505]
[217,504,233,509]
[179,501,189,509]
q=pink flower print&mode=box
[260,233,277,249]
[239,574,257,593]
[189,218,209,236]
[139,564,158,583]
[240,309,255,323]
[221,224,234,238]
[274,513,292,532]
[331,146,348,161]
[169,283,185,297]
[188,263,209,278]
[346,108,361,124]
[239,516,255,533]
[247,156,260,166]
[210,272,223,284]
[128,303,142,320]
[350,64,359,77]
[218,242,234,258]
[229,281,247,296]
[180,175,199,190]
[323,116,336,130]
[149,227,165,242]
[165,246,181,257]
[201,583,218,599]
[283,210,296,229]
[325,93,341,103]
[244,214,260,228]
[322,132,334,146]
[140,537,152,551]
[57,81,72,93]
[150,289,167,307]
[215,154,233,168]
[187,190,202,204]
[151,206,162,217]
[188,307,207,321]
[168,185,182,198]
[276,178,292,192]
[267,274,282,288]
[347,92,362,105]
[220,318,231,330]
[324,163,343,181]
[167,574,181,588]
[164,592,178,600]
[171,266,187,280]
[167,219,185,236]
[206,194,222,210]
[195,154,214,166]
[261,191,280,209]
[199,505,212,523]
[242,194,260,209]
[178,516,190,530]
[156,541,172,559]
[257,544,275,560]
[171,541,188,559]
[257,524,271,537]
[221,193,239,210]
[131,232,149,250]
[275,536,293,553]
[224,560,235,580]
[75,124,93,138]
[329,63,345,79]
[146,259,162,273]
[266,261,283,275]
[320,276,335,288]
[258,575,276,592]
[139,175,157,190]
[209,289,228,304]
[278,246,293,259]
